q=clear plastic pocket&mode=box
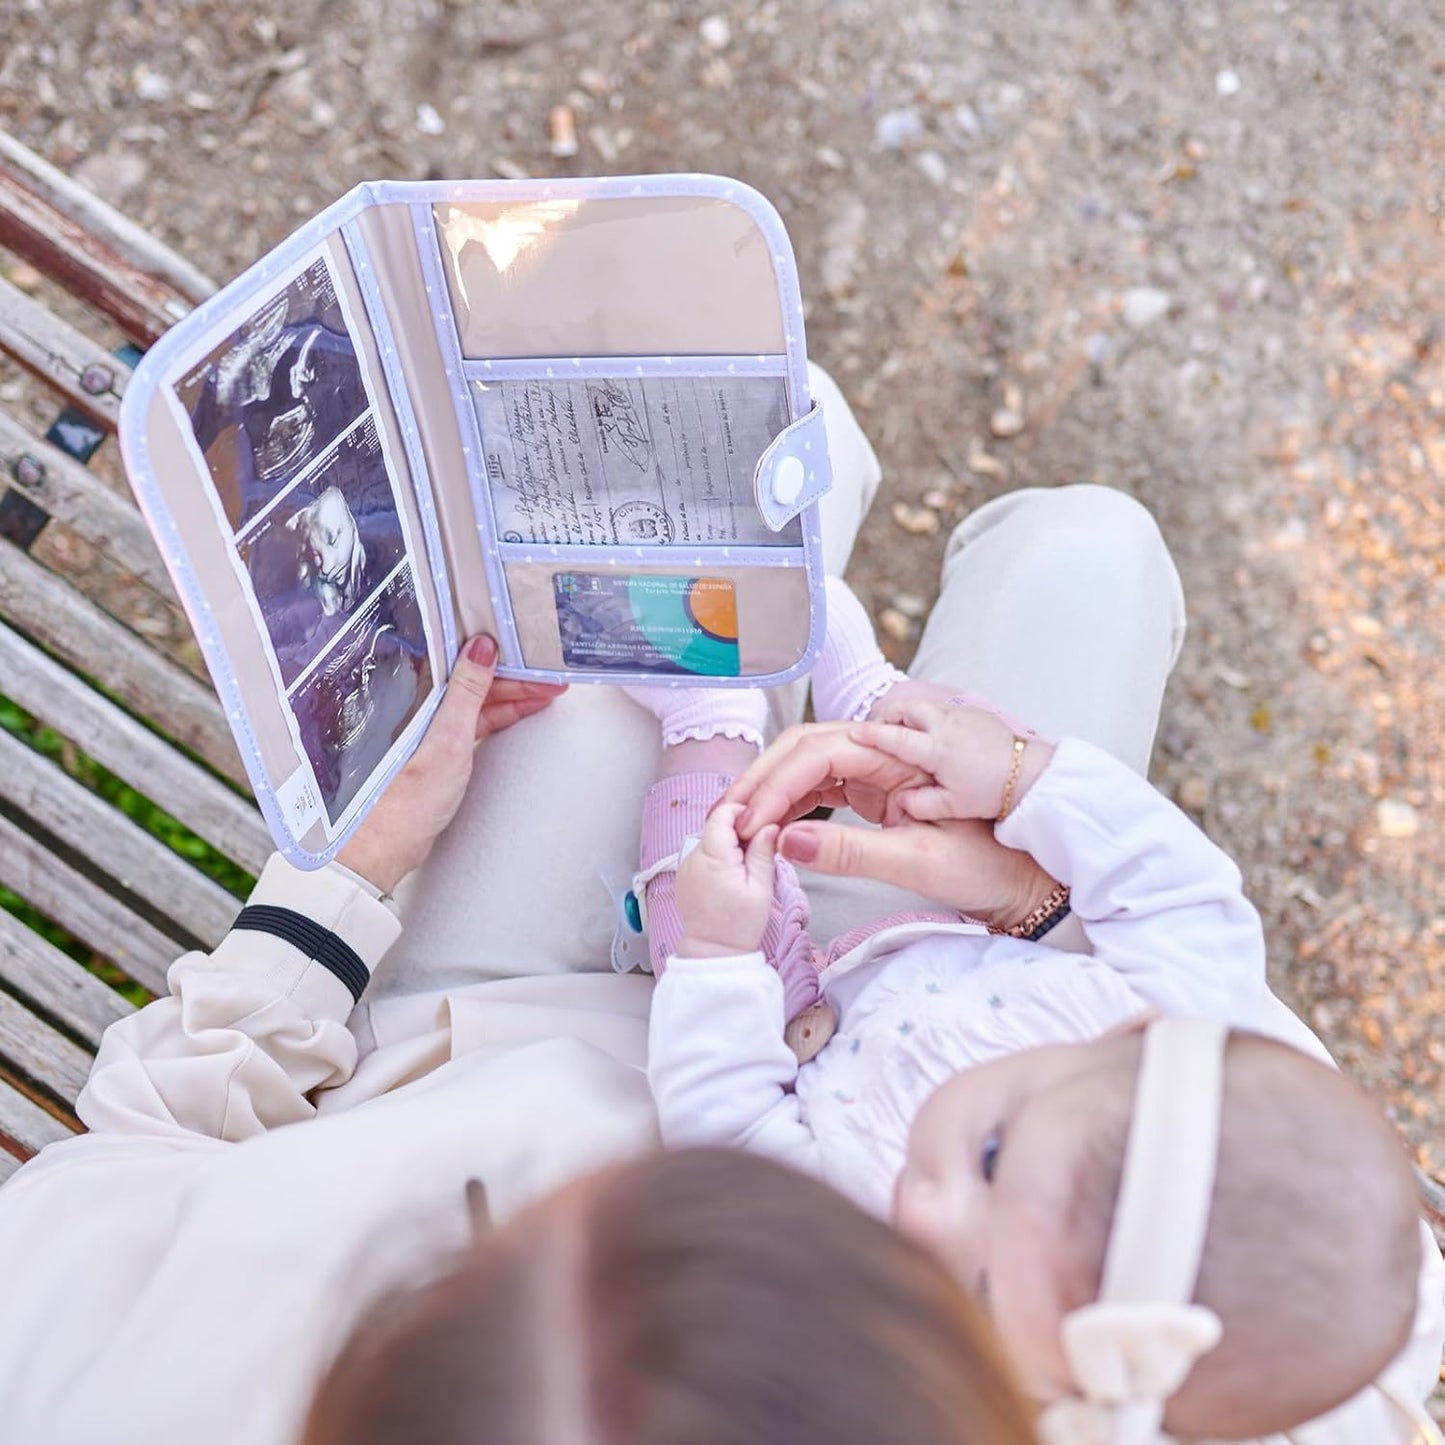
[500,555,813,678]
[468,365,802,551]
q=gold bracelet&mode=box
[997,735,1027,821]
[990,882,1072,941]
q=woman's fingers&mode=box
[424,635,500,757]
[732,734,924,837]
[476,679,568,740]
[778,818,938,891]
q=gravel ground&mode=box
[3,0,1442,1346]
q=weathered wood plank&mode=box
[0,408,174,596]
[0,273,128,426]
[0,1073,78,1163]
[0,812,179,998]
[0,535,248,785]
[0,622,268,873]
[0,1149,19,1184]
[0,893,135,1048]
[0,165,193,346]
[0,131,216,305]
[0,729,241,949]
[0,991,92,1106]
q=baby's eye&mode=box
[980,1127,1002,1183]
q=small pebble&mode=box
[922,488,951,509]
[916,149,948,185]
[815,145,846,170]
[577,68,610,97]
[133,67,171,101]
[875,108,923,150]
[416,102,446,136]
[989,408,1024,439]
[891,502,940,535]
[1085,331,1114,365]
[1177,776,1210,812]
[879,608,913,642]
[1121,286,1172,329]
[892,593,928,619]
[967,440,1005,477]
[699,14,731,50]
[1215,69,1242,97]
[1376,799,1419,839]
[951,103,982,138]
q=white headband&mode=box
[1038,1018,1228,1445]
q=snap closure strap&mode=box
[753,400,832,531]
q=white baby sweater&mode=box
[647,738,1445,1444]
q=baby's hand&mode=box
[853,696,1054,823]
[675,802,779,959]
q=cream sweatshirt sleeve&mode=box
[647,951,824,1176]
[997,737,1267,1024]
[76,853,401,1143]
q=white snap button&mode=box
[772,454,805,506]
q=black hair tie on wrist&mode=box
[233,905,369,1004]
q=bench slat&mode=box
[0,131,216,306]
[0,900,133,1049]
[0,164,193,346]
[0,728,241,949]
[0,622,268,873]
[0,991,92,1106]
[0,812,181,997]
[0,274,129,426]
[0,1075,76,1173]
[0,409,175,597]
[0,536,247,785]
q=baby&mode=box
[625,579,1442,1444]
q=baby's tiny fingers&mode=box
[850,720,939,771]
[871,695,949,733]
[897,786,957,822]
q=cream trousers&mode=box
[373,367,1186,998]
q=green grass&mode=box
[0,692,257,1008]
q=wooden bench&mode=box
[0,130,271,1181]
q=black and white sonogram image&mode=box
[174,255,370,531]
[290,564,433,822]
[238,415,407,687]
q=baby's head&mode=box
[895,1017,1422,1438]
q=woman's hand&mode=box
[336,636,566,893]
[675,803,779,959]
[777,814,1057,933]
[725,721,933,836]
[722,712,1061,933]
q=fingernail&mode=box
[781,826,819,864]
[466,635,498,666]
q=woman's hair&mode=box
[303,1148,1036,1445]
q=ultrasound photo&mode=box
[290,564,433,822]
[238,415,407,687]
[174,255,370,532]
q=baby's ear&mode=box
[284,512,301,531]
[1097,1007,1161,1041]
